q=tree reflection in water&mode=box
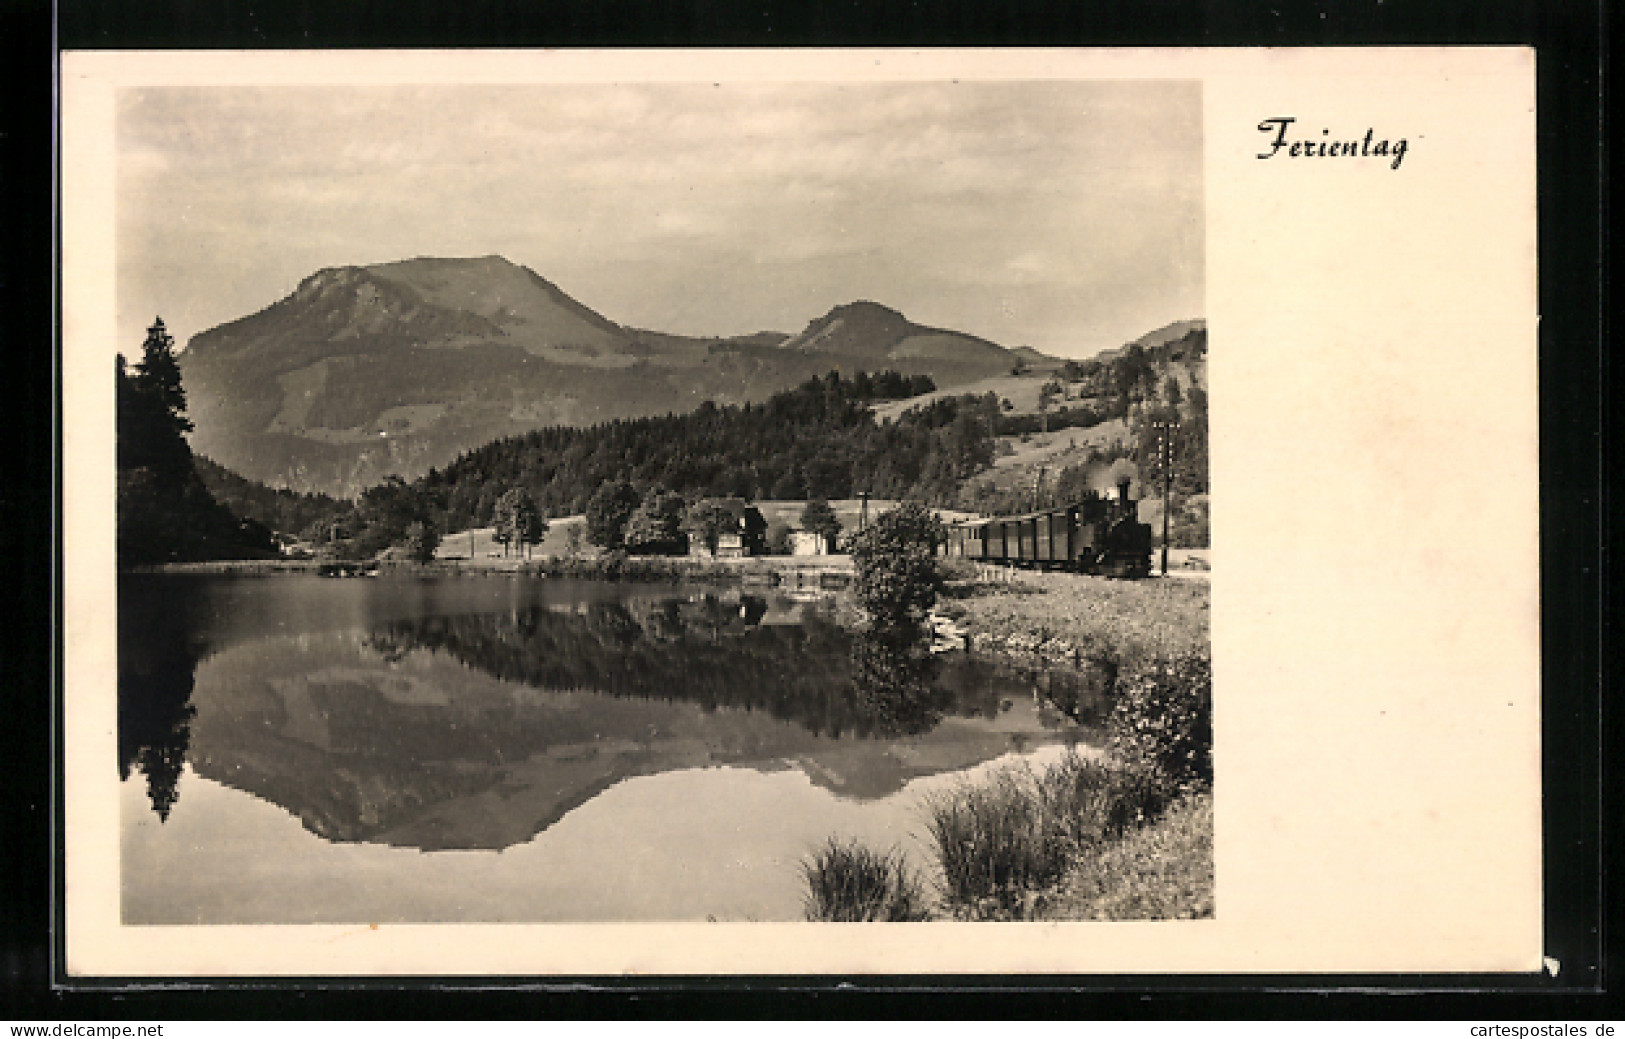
[848,621,950,737]
[116,583,203,821]
[367,597,919,739]
[116,581,1064,828]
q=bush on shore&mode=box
[847,501,945,628]
[804,645,1213,921]
[1105,652,1212,796]
[802,838,931,922]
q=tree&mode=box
[769,465,805,500]
[517,495,548,557]
[681,498,734,555]
[118,331,191,484]
[353,475,425,557]
[133,317,192,438]
[403,520,441,563]
[1163,375,1183,407]
[799,498,842,551]
[907,373,937,396]
[764,520,794,556]
[584,480,642,549]
[847,501,945,630]
[943,407,995,479]
[116,318,268,565]
[493,487,546,557]
[623,491,685,554]
[1038,379,1063,434]
[1115,343,1153,404]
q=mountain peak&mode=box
[779,299,1014,372]
[365,253,519,277]
[825,300,907,321]
[781,300,914,355]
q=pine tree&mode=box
[117,316,256,564]
[134,317,193,437]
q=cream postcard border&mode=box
[61,47,1541,976]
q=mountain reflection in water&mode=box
[118,575,1088,857]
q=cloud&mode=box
[116,79,1202,356]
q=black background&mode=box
[3,0,1610,1020]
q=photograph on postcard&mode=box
[109,77,1210,925]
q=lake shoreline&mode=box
[807,567,1214,923]
[127,552,857,585]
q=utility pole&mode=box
[858,490,869,532]
[1033,466,1046,512]
[1152,420,1176,576]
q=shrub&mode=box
[802,839,931,922]
[1038,751,1175,841]
[848,501,944,628]
[935,558,980,584]
[1106,653,1212,794]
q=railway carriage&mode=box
[945,478,1153,578]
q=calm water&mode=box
[118,573,1102,923]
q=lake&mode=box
[118,573,1101,924]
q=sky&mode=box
[117,80,1203,360]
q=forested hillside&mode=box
[193,456,349,537]
[301,322,1207,559]
[301,370,983,557]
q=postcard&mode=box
[60,47,1540,976]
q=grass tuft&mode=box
[922,749,1190,919]
[801,838,932,922]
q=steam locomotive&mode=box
[943,477,1154,578]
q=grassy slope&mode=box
[871,371,1051,423]
[927,574,1211,921]
[941,570,1210,661]
[1038,792,1214,921]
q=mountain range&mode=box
[180,255,1043,497]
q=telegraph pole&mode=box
[858,489,869,532]
[1152,420,1175,576]
[1033,466,1046,512]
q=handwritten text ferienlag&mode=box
[1257,117,1409,169]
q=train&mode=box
[943,477,1154,578]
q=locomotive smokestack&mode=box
[1118,476,1132,503]
[1091,458,1140,498]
